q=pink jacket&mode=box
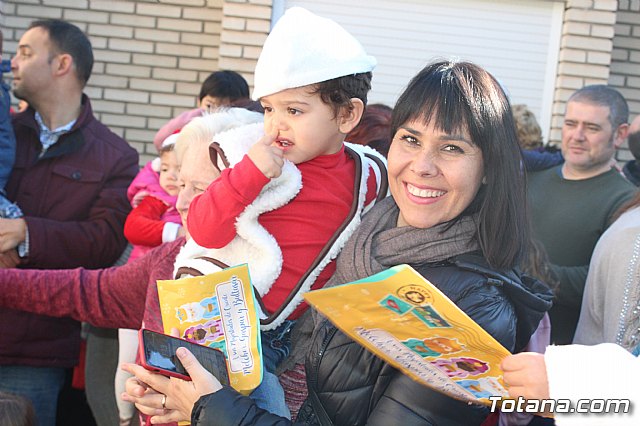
[126,162,181,261]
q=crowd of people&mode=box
[0,6,639,426]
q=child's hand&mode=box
[132,190,150,207]
[248,131,284,179]
[501,352,551,401]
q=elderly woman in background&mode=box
[123,60,553,426]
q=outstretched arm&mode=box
[0,241,179,328]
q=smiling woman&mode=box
[388,120,484,229]
[122,61,553,426]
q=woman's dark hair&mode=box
[29,20,93,87]
[390,60,529,270]
[0,392,36,426]
[198,70,250,102]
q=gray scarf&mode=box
[280,196,480,372]
[326,196,480,288]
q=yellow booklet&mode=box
[303,264,510,406]
[156,264,262,394]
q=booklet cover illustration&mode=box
[156,264,262,394]
[303,264,511,406]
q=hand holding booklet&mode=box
[156,264,262,395]
[303,264,511,406]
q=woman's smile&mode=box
[405,183,446,200]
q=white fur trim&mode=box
[172,115,302,315]
[261,143,387,330]
[162,222,181,243]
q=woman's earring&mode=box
[482,176,487,185]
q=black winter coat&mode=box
[191,253,553,426]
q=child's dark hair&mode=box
[159,143,175,155]
[0,392,36,426]
[312,72,372,117]
[199,70,250,102]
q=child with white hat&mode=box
[185,7,388,418]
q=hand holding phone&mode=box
[138,329,229,385]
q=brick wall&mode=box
[2,0,637,157]
[0,0,227,164]
[218,0,270,87]
[609,0,640,161]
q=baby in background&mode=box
[116,132,183,426]
[124,132,183,260]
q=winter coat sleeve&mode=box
[521,149,563,172]
[22,147,138,269]
[124,196,171,247]
[546,343,640,426]
[127,161,160,204]
[0,81,15,189]
[549,264,588,310]
[191,388,294,426]
[187,155,269,249]
[0,243,166,328]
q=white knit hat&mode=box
[252,7,376,100]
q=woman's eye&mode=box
[287,108,300,115]
[261,105,272,113]
[443,144,464,153]
[399,134,419,146]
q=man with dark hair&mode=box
[528,85,635,345]
[0,19,138,425]
[622,115,640,186]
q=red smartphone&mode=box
[138,328,229,385]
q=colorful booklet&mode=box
[156,264,262,394]
[303,264,511,406]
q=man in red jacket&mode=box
[0,19,138,425]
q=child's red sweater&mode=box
[188,145,377,319]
